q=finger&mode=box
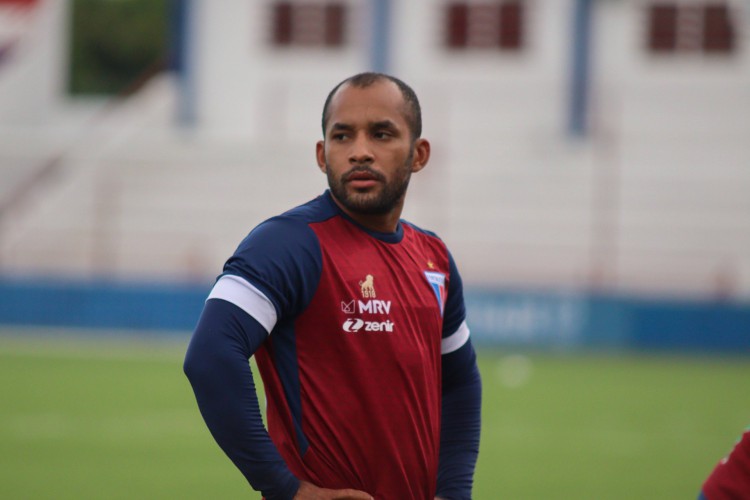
[332,489,373,500]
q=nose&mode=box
[349,134,374,164]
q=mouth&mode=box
[344,168,384,189]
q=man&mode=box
[184,72,482,499]
[699,428,750,499]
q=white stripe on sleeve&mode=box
[207,275,278,334]
[441,320,470,354]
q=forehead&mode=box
[326,80,409,129]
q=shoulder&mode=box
[234,193,337,256]
[243,215,316,247]
[279,191,340,224]
[220,195,337,315]
[401,220,455,265]
[402,220,441,241]
[402,220,448,249]
[229,217,319,272]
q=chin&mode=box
[339,193,384,213]
[345,185,380,200]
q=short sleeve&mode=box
[441,250,469,353]
[221,216,323,321]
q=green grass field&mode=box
[1,330,748,499]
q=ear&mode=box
[316,141,326,173]
[410,138,431,173]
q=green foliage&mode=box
[0,334,748,499]
[68,0,169,95]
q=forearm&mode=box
[436,341,482,500]
[184,299,299,499]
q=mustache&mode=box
[343,166,386,182]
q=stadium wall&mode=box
[0,278,747,353]
[3,0,749,299]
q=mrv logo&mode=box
[342,318,395,333]
[341,300,392,315]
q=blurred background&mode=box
[0,0,748,498]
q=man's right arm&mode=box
[183,297,300,499]
[183,216,319,498]
[184,216,372,499]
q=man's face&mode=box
[317,81,426,216]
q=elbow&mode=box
[183,329,236,388]
[183,338,211,385]
[183,347,199,383]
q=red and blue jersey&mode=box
[702,428,750,500]
[203,190,472,499]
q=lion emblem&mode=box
[359,274,376,298]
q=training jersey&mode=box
[209,190,470,499]
[702,429,750,500]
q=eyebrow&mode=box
[330,123,354,132]
[371,118,400,127]
[330,120,398,131]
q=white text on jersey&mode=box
[358,300,391,315]
[342,318,395,333]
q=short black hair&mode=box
[321,72,422,141]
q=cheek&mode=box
[394,151,415,174]
[382,148,408,165]
[324,147,347,166]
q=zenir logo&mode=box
[343,318,365,332]
[342,318,394,333]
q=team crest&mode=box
[424,270,447,316]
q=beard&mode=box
[326,150,414,216]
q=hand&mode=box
[293,480,373,500]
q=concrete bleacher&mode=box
[1,71,749,301]
[1,0,749,301]
[0,77,324,283]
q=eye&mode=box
[332,132,350,141]
[373,130,391,140]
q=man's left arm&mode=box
[436,336,482,500]
[435,251,482,500]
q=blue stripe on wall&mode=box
[465,289,750,353]
[1,278,748,353]
[0,278,209,332]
